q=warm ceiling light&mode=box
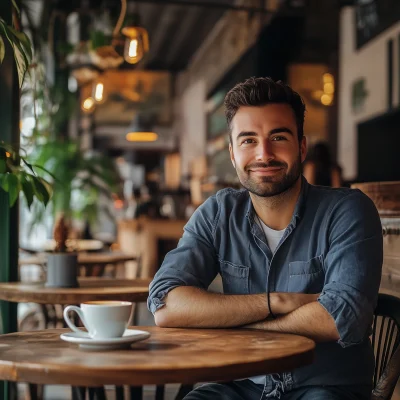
[321,94,333,106]
[5,152,11,158]
[324,82,334,94]
[323,73,334,83]
[122,26,149,64]
[92,79,107,104]
[126,131,158,142]
[81,97,96,113]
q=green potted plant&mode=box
[29,139,120,287]
[0,2,52,208]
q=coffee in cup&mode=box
[63,301,133,339]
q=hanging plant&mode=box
[0,0,32,87]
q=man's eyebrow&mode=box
[236,131,258,141]
[235,127,294,142]
[269,127,294,136]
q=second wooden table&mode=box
[0,277,151,304]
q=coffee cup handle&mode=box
[63,305,90,334]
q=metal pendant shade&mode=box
[126,114,158,142]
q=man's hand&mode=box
[243,301,340,343]
[273,293,320,315]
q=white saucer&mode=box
[60,329,150,350]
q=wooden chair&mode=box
[372,293,400,400]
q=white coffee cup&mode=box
[63,301,133,339]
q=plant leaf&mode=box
[0,159,6,173]
[0,174,8,191]
[0,36,4,64]
[2,174,20,206]
[31,176,50,206]
[13,43,28,87]
[20,175,34,209]
[31,163,58,181]
[11,0,20,15]
[0,24,31,86]
[10,28,32,62]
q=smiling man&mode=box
[148,77,383,399]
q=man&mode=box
[147,77,383,399]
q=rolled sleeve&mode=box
[318,191,383,348]
[147,196,220,314]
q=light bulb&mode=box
[81,97,95,113]
[122,26,149,65]
[323,73,334,83]
[92,79,107,104]
[128,39,138,58]
[124,36,144,64]
[94,83,104,102]
[321,94,333,106]
[324,82,334,94]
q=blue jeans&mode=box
[183,380,371,400]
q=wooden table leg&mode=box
[28,383,39,400]
[129,386,143,400]
[71,386,86,400]
[155,385,165,400]
[175,384,194,400]
[115,386,125,400]
[9,381,17,400]
[89,387,107,400]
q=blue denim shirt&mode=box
[148,178,383,396]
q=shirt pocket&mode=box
[288,256,324,293]
[219,260,250,294]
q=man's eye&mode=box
[242,139,256,144]
[272,136,287,141]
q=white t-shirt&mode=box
[249,217,286,385]
[258,217,286,253]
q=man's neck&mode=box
[250,177,302,231]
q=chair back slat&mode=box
[372,294,400,400]
[381,321,396,376]
[374,316,387,386]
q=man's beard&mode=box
[237,154,302,198]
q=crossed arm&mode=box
[154,286,339,343]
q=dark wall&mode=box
[257,15,304,81]
[357,110,400,182]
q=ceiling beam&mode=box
[128,0,275,14]
[163,6,202,67]
[140,4,184,68]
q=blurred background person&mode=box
[303,142,342,187]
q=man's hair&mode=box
[224,77,306,142]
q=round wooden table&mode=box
[19,252,136,266]
[0,327,315,387]
[19,252,137,275]
[0,278,151,304]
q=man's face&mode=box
[229,103,307,197]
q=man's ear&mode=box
[300,136,307,163]
[229,143,236,168]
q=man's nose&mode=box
[255,140,275,161]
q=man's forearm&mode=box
[244,301,339,343]
[154,287,318,328]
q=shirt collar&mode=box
[246,176,309,228]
